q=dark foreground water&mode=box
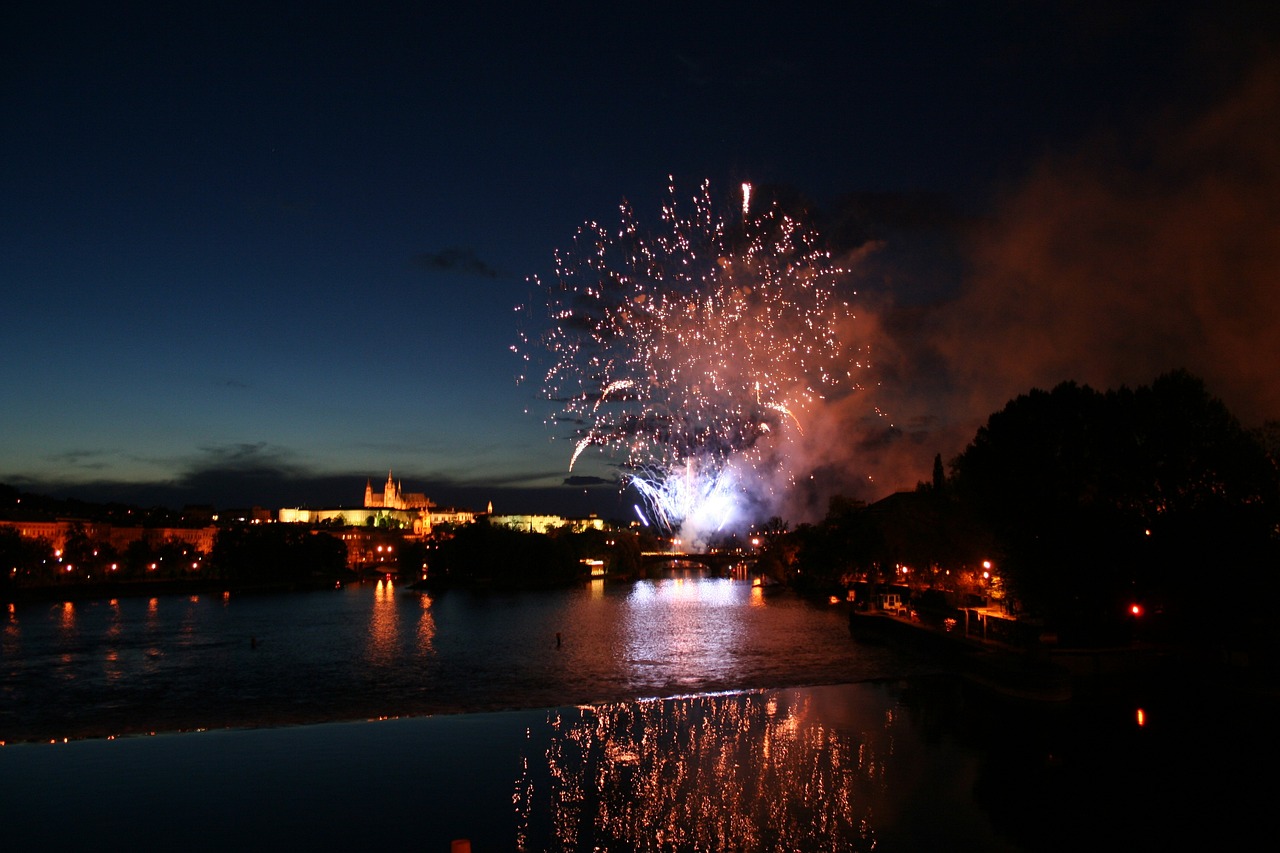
[2,576,1276,851]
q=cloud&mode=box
[563,475,614,487]
[413,248,504,278]
[46,449,114,471]
[5,440,634,517]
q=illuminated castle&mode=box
[364,471,432,510]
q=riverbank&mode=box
[849,605,1280,705]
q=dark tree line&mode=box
[210,525,348,582]
[426,522,577,587]
[425,522,642,588]
[951,370,1278,636]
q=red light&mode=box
[1130,604,1142,617]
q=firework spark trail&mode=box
[520,178,861,539]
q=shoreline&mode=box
[849,606,1280,703]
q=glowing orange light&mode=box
[1137,708,1146,726]
[1130,604,1143,617]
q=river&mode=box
[1,574,1273,850]
[1,574,934,742]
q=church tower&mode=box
[385,470,399,510]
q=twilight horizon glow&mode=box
[520,179,865,543]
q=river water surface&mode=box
[2,574,931,741]
[2,574,1274,851]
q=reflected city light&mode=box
[3,602,19,660]
[416,593,436,656]
[367,577,399,665]
[104,648,122,684]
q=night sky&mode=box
[4,1,1278,517]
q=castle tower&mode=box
[364,479,374,508]
[385,470,399,510]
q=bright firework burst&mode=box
[519,178,861,541]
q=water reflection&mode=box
[143,597,162,666]
[416,593,435,656]
[57,602,76,672]
[104,599,123,684]
[58,601,75,633]
[622,578,749,689]
[515,689,888,852]
[367,578,399,665]
[3,603,19,664]
[179,596,200,647]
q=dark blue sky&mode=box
[4,2,1278,515]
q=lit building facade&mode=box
[490,514,605,535]
[279,471,470,536]
[0,519,217,554]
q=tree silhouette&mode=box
[952,371,1279,638]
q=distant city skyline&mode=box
[5,2,1278,519]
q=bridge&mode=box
[639,551,755,572]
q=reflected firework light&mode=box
[513,690,886,851]
[521,178,864,541]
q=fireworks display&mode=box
[520,178,860,540]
